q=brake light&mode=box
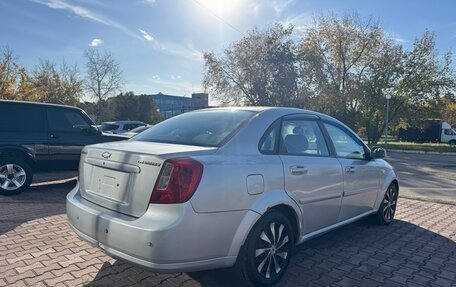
[150,158,203,204]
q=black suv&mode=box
[0,100,127,195]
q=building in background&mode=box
[151,92,210,119]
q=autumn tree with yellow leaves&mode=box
[0,47,38,101]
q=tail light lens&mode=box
[150,158,203,204]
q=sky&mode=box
[1,0,456,104]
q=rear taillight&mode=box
[150,158,203,204]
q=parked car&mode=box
[99,121,147,134]
[67,107,398,286]
[0,100,127,195]
[122,125,152,138]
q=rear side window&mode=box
[0,104,46,132]
[47,109,90,132]
[259,120,281,154]
[280,118,329,156]
[134,110,256,147]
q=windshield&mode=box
[133,110,256,147]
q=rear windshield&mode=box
[100,123,120,131]
[133,110,256,147]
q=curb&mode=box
[31,177,77,187]
[399,194,456,206]
[387,149,456,156]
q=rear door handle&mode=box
[345,166,355,173]
[290,166,308,175]
[50,134,60,139]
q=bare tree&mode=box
[32,59,83,105]
[84,49,123,122]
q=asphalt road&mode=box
[386,151,456,204]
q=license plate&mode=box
[89,167,129,202]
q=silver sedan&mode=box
[67,107,398,286]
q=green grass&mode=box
[370,141,456,153]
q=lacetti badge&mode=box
[138,160,161,167]
[101,151,112,159]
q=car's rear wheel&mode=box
[0,159,33,195]
[374,183,398,225]
[235,211,294,286]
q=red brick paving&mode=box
[0,182,455,286]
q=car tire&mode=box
[449,140,456,146]
[373,183,398,225]
[234,210,295,286]
[0,158,33,195]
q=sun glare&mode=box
[197,0,239,16]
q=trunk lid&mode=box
[78,141,216,217]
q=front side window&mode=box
[134,110,256,147]
[324,123,366,159]
[280,118,329,156]
[48,109,90,132]
[123,124,134,131]
[444,129,455,135]
[100,124,120,132]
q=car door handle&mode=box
[290,166,308,175]
[345,166,355,173]
[50,134,60,139]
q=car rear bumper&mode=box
[66,184,249,272]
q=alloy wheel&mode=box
[0,164,27,191]
[383,185,397,222]
[254,222,291,279]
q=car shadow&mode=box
[0,179,76,235]
[86,218,456,286]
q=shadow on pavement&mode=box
[0,179,76,235]
[86,218,456,286]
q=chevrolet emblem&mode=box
[101,151,112,159]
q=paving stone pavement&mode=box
[0,181,455,287]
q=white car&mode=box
[122,125,152,138]
[67,107,398,286]
[99,121,147,134]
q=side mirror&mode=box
[81,125,100,136]
[370,147,386,159]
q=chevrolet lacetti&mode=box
[67,107,399,286]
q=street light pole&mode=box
[385,94,392,147]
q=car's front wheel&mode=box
[235,210,294,286]
[0,159,33,195]
[373,183,398,225]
